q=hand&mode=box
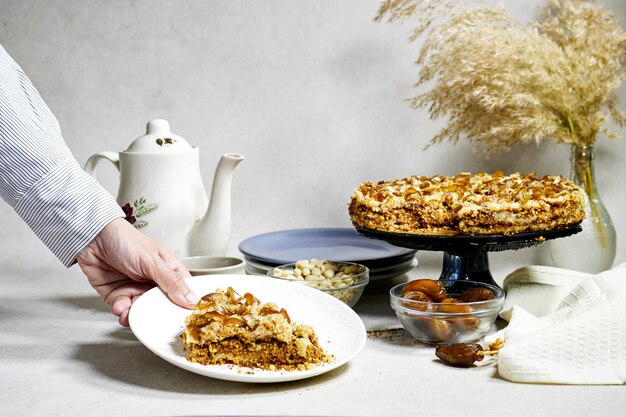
[76,218,198,326]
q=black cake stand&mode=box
[356,224,582,288]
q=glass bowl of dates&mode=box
[267,259,369,307]
[390,279,504,344]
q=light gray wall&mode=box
[1,0,624,271]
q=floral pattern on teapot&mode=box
[122,197,157,229]
[155,137,176,147]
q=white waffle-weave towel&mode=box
[489,263,626,385]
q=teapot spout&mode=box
[188,153,244,256]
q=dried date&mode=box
[403,279,447,302]
[426,319,457,341]
[458,287,495,302]
[436,299,479,329]
[435,343,483,367]
[435,338,504,367]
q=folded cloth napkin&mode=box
[499,265,592,321]
[487,263,626,385]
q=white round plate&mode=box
[244,263,270,276]
[369,258,418,280]
[129,274,366,383]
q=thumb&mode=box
[150,257,198,309]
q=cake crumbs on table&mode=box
[367,328,421,344]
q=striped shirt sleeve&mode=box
[0,44,123,266]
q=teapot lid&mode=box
[125,119,193,153]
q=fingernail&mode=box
[185,291,199,305]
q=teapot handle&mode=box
[84,151,120,176]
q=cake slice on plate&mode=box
[182,287,332,371]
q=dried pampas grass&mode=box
[376,0,626,154]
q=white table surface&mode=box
[1,251,623,417]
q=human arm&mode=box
[0,44,196,325]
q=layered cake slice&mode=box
[181,287,332,371]
[349,172,585,235]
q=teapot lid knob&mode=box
[146,119,172,135]
[125,118,193,153]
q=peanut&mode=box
[270,259,367,305]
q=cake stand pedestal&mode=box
[355,225,582,288]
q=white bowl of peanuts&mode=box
[267,259,369,307]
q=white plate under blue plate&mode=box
[129,274,366,383]
[239,228,415,265]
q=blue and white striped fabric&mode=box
[0,44,123,266]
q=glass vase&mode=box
[539,145,616,273]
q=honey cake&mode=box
[181,287,332,371]
[349,172,585,235]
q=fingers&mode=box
[148,253,198,309]
[118,311,130,327]
[108,282,155,327]
[159,247,189,274]
[79,218,199,328]
[112,296,132,327]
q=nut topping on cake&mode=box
[349,172,585,235]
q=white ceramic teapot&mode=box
[85,119,243,257]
